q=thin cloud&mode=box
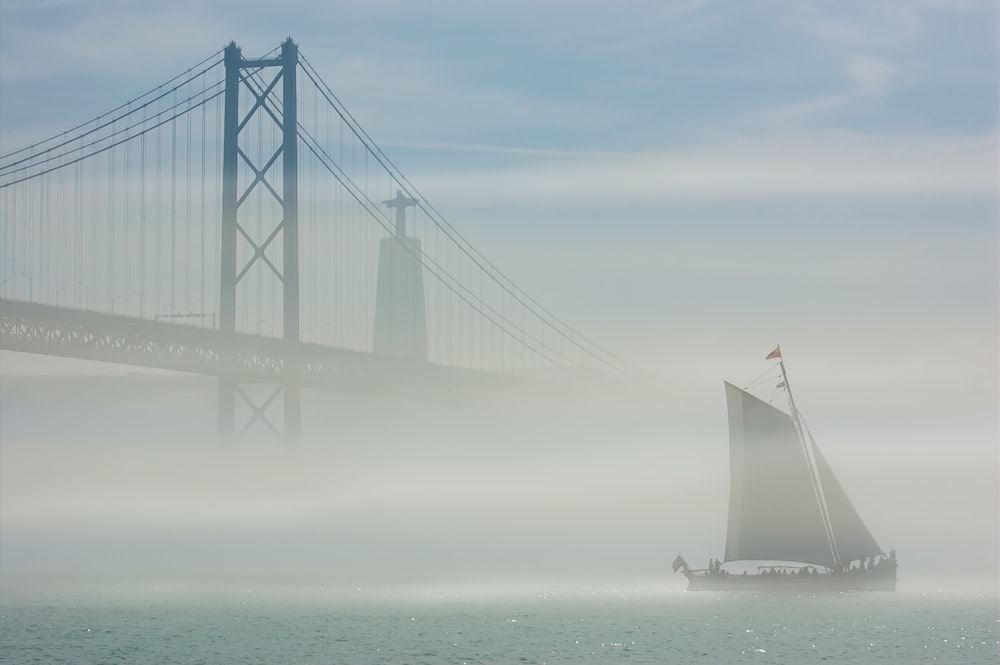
[848,56,897,95]
[411,132,998,206]
[382,140,618,159]
[755,94,854,126]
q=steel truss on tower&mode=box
[218,38,300,440]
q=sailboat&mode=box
[675,346,896,591]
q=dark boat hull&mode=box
[684,565,896,592]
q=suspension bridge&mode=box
[0,38,630,440]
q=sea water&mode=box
[1,578,997,664]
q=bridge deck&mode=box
[0,299,516,400]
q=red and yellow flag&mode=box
[766,346,781,360]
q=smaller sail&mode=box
[810,434,884,565]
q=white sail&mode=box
[723,382,836,567]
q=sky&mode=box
[0,0,998,591]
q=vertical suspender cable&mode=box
[108,117,115,311]
[139,102,147,317]
[170,87,178,313]
[90,120,98,309]
[124,106,131,314]
[74,139,82,308]
[186,77,192,319]
[155,90,162,314]
[201,68,208,323]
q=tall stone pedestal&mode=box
[373,235,427,361]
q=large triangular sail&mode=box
[809,433,884,564]
[723,382,836,568]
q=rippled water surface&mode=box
[1,579,997,664]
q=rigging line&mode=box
[0,89,225,189]
[299,55,631,373]
[744,364,783,392]
[300,133,574,368]
[0,79,225,178]
[0,54,223,166]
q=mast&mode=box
[773,345,841,568]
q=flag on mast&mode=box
[766,346,781,360]
[672,554,687,572]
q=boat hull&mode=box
[684,565,896,592]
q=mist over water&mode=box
[0,370,671,584]
[1,365,997,594]
[2,573,998,664]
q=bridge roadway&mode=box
[0,299,518,401]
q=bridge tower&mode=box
[218,38,301,440]
[373,190,428,361]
